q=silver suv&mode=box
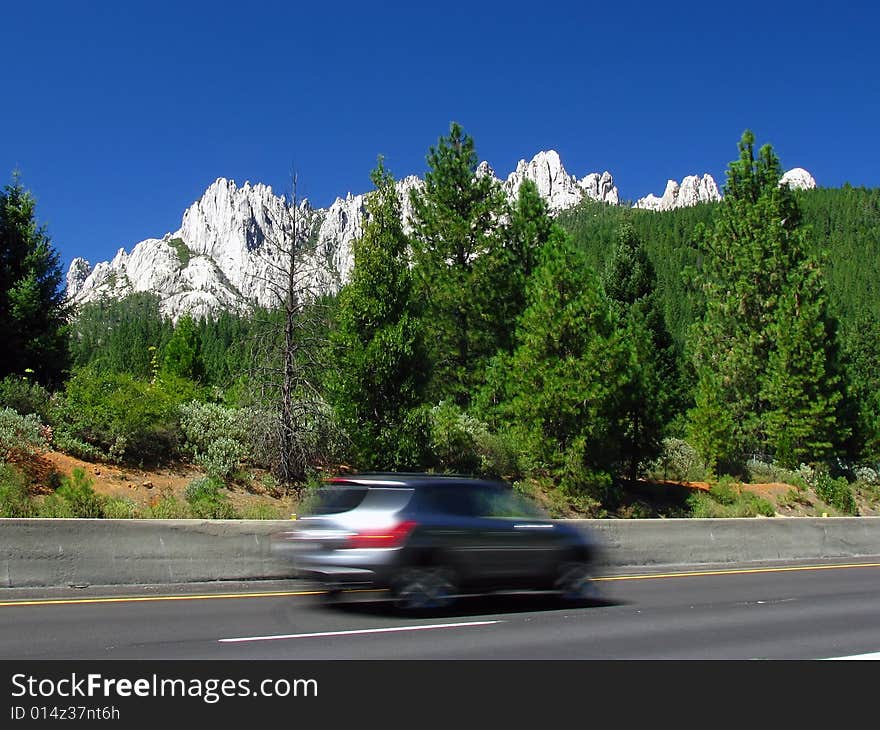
[273,473,600,610]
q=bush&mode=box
[238,503,285,520]
[195,438,249,480]
[52,468,105,518]
[188,497,237,519]
[853,465,880,486]
[51,367,189,465]
[429,401,482,473]
[145,495,190,519]
[0,374,51,421]
[183,475,236,519]
[815,472,857,515]
[184,476,225,504]
[687,485,775,518]
[250,400,349,477]
[52,432,107,461]
[648,438,709,483]
[103,497,140,519]
[0,463,35,517]
[179,401,252,479]
[37,493,74,517]
[709,476,739,506]
[0,408,47,462]
[428,401,520,478]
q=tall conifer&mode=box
[409,122,507,406]
[603,223,678,480]
[689,131,844,468]
[329,159,428,469]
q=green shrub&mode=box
[429,401,481,473]
[687,492,725,518]
[179,401,252,478]
[428,401,520,478]
[738,492,776,518]
[195,437,249,480]
[184,476,225,504]
[709,476,739,506]
[188,497,237,519]
[52,468,105,518]
[238,503,285,520]
[0,375,51,421]
[37,493,74,517]
[51,367,185,465]
[687,487,775,518]
[815,473,857,515]
[0,408,47,461]
[52,432,107,461]
[474,429,521,480]
[0,463,35,517]
[777,487,813,510]
[145,495,190,519]
[103,497,140,519]
[167,237,191,267]
[183,475,236,519]
[648,438,709,483]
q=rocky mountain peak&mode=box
[67,152,816,321]
[502,150,619,211]
[780,167,817,190]
[634,174,721,211]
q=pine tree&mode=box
[502,235,632,486]
[494,178,556,352]
[474,182,567,427]
[328,159,429,469]
[689,130,844,469]
[0,175,69,386]
[602,223,678,480]
[840,311,880,462]
[409,122,507,406]
[761,258,846,467]
[161,315,205,382]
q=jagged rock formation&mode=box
[634,174,722,211]
[65,152,814,320]
[634,167,816,211]
[502,150,619,211]
[66,152,617,319]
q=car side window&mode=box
[474,489,547,519]
[420,485,480,517]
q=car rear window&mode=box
[307,486,369,515]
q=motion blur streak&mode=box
[219,620,502,643]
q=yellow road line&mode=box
[593,562,880,582]
[2,562,879,607]
[0,589,326,608]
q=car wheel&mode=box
[391,567,458,612]
[555,562,598,603]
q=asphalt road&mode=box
[2,560,880,660]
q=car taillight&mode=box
[345,520,417,549]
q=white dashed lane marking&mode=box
[218,620,502,643]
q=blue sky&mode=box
[2,1,878,272]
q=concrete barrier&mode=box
[2,517,880,588]
[579,517,880,568]
[0,519,293,588]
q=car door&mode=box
[472,488,564,583]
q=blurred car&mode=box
[272,473,600,610]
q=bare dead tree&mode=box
[241,172,338,494]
